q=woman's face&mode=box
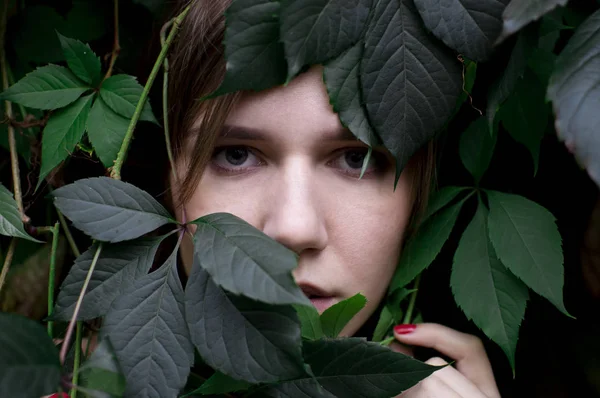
[176,66,415,336]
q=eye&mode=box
[211,146,263,173]
[329,148,388,177]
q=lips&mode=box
[299,283,336,313]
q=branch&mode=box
[110,3,193,180]
[0,238,17,295]
[103,0,120,81]
[47,221,60,337]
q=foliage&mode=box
[1,0,599,397]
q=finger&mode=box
[399,373,461,398]
[424,357,488,398]
[389,341,414,357]
[393,323,500,398]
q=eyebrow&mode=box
[219,125,361,142]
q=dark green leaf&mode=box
[266,338,439,398]
[210,0,287,96]
[77,338,126,397]
[372,288,414,342]
[497,0,569,43]
[361,0,462,173]
[324,41,379,146]
[451,197,528,370]
[547,9,600,187]
[390,195,469,291]
[11,6,66,64]
[423,186,470,220]
[498,71,549,175]
[182,371,252,396]
[459,117,497,183]
[0,312,61,397]
[101,248,193,398]
[0,184,41,242]
[281,0,372,78]
[38,93,95,185]
[52,237,164,321]
[86,96,131,167]
[61,1,110,42]
[527,47,557,84]
[259,378,337,398]
[99,75,157,124]
[0,65,89,110]
[57,33,102,86]
[52,177,173,242]
[185,260,306,383]
[486,190,570,316]
[191,213,310,306]
[486,28,536,131]
[320,293,367,337]
[414,0,508,61]
[294,304,324,340]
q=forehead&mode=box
[225,66,350,142]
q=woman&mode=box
[165,1,501,397]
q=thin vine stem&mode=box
[161,19,177,181]
[110,3,193,180]
[60,243,103,363]
[102,0,120,81]
[402,275,421,325]
[56,208,81,257]
[70,321,83,398]
[1,0,26,223]
[47,221,60,337]
[0,238,17,295]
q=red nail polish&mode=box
[49,394,69,398]
[394,324,416,334]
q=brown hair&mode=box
[166,0,435,234]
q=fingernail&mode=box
[394,324,416,334]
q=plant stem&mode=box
[379,336,395,346]
[0,238,17,296]
[110,3,193,180]
[47,221,60,337]
[160,19,177,181]
[70,321,83,398]
[56,209,81,257]
[1,0,26,223]
[402,275,421,325]
[60,243,103,363]
[102,0,120,81]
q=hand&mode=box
[390,323,501,398]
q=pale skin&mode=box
[170,66,501,398]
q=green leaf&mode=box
[498,71,549,175]
[324,41,379,147]
[86,96,131,167]
[99,75,157,124]
[459,117,497,183]
[361,0,462,173]
[210,0,287,96]
[497,0,569,43]
[52,237,164,321]
[52,177,173,242]
[0,312,61,397]
[389,195,470,291]
[100,248,193,398]
[185,260,306,383]
[451,197,529,370]
[264,339,440,397]
[0,65,89,110]
[423,186,470,221]
[77,338,126,397]
[258,378,337,398]
[38,93,95,185]
[182,371,252,396]
[486,28,536,131]
[547,9,600,187]
[57,32,102,86]
[414,0,508,61]
[294,304,324,340]
[486,190,570,316]
[320,293,367,337]
[280,0,372,79]
[0,184,41,242]
[190,213,310,306]
[372,288,414,342]
[527,47,557,84]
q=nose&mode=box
[262,159,328,255]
